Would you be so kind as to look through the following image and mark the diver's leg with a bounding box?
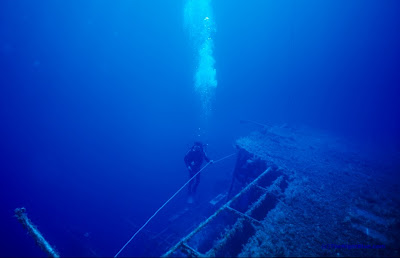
[187,171,196,203]
[192,172,201,193]
[188,172,194,194]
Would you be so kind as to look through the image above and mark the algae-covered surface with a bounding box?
[235,125,400,257]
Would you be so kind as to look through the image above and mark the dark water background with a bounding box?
[1,0,399,256]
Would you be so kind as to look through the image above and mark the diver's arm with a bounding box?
[184,153,194,171]
[184,153,190,167]
[203,151,213,163]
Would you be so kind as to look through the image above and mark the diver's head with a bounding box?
[193,141,204,151]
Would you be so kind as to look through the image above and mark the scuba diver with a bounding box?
[184,141,213,203]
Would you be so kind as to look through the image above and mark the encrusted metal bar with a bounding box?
[181,243,202,257]
[255,185,267,192]
[226,206,261,226]
[162,167,272,257]
[15,207,60,258]
[246,191,269,216]
[227,167,273,208]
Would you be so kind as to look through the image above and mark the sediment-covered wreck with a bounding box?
[161,125,400,257]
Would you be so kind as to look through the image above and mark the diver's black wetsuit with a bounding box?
[184,143,210,195]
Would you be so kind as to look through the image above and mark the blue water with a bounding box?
[1,0,399,257]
